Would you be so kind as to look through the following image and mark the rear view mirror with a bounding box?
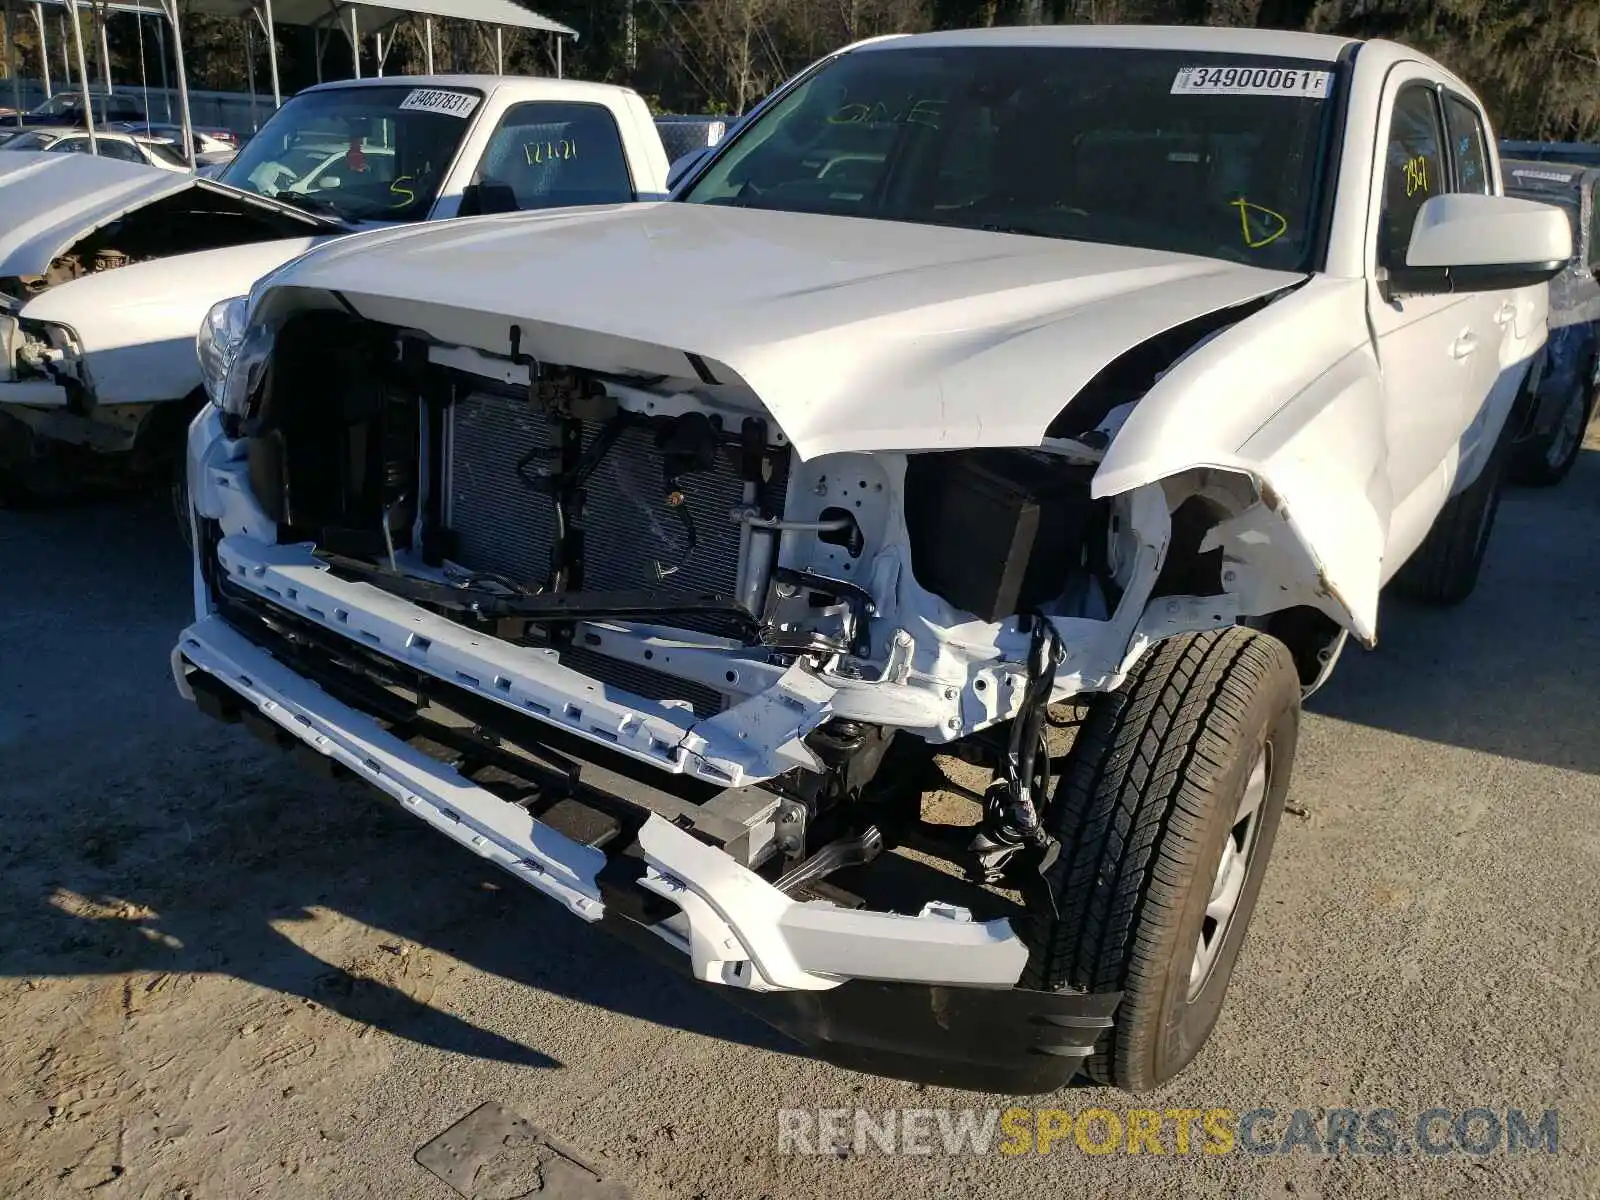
[667,148,709,191]
[459,180,519,217]
[1391,193,1572,297]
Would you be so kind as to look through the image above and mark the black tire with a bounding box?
[1392,447,1505,607]
[170,456,194,550]
[1511,380,1595,488]
[1022,627,1300,1093]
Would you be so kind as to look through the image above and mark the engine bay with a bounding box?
[203,310,1151,913]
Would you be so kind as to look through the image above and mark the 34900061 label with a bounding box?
[1171,66,1334,99]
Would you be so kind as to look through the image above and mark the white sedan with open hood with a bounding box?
[175,27,1568,1093]
[0,74,669,501]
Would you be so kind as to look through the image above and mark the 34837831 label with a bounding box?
[398,88,482,118]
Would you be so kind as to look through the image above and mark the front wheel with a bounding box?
[1022,626,1300,1092]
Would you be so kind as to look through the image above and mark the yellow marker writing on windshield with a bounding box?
[1232,198,1288,249]
[389,175,417,207]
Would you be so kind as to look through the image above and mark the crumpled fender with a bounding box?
[1091,278,1387,646]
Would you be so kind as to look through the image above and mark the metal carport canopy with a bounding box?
[197,0,575,38]
[184,0,578,102]
[7,0,577,163]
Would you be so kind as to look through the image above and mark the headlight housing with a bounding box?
[197,294,275,428]
[197,295,249,407]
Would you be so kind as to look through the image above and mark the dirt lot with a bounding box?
[2,433,1598,1200]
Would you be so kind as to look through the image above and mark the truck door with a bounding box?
[1367,74,1479,563]
[1443,91,1546,482]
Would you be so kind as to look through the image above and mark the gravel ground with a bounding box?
[2,431,1597,1200]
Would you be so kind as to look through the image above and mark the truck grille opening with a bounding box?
[443,388,790,716]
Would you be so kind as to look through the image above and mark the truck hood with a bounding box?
[0,151,344,277]
[271,203,1303,459]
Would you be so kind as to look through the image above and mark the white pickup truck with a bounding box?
[0,75,669,501]
[174,27,1568,1094]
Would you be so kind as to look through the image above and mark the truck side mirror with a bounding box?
[459,180,519,217]
[1388,193,1572,298]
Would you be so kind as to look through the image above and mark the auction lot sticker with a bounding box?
[1172,65,1334,98]
[399,88,482,118]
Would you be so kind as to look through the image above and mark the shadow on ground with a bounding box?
[1310,444,1600,776]
[0,496,793,1073]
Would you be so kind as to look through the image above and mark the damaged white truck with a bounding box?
[174,27,1569,1093]
[0,75,668,501]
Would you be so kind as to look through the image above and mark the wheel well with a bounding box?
[1257,606,1345,689]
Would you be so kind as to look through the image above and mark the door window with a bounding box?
[1379,85,1446,270]
[474,101,636,210]
[1444,96,1491,195]
[97,140,145,164]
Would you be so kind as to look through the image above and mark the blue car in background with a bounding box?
[1502,158,1600,485]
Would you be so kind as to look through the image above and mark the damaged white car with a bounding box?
[0,75,669,501]
[175,27,1568,1093]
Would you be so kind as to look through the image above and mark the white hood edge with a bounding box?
[0,151,344,278]
[262,204,1303,461]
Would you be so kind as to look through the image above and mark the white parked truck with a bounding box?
[174,27,1567,1094]
[0,75,669,501]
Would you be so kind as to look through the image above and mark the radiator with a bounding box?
[443,389,789,716]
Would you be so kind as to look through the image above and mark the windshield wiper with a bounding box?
[979,220,1059,239]
[267,191,350,222]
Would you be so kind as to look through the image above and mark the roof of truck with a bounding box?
[855,25,1360,60]
[297,75,639,102]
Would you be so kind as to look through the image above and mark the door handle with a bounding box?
[1495,302,1517,327]
[1451,332,1479,360]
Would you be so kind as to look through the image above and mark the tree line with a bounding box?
[2,0,1597,139]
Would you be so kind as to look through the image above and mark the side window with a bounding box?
[48,137,88,155]
[1444,96,1491,195]
[99,140,143,164]
[475,101,635,211]
[1379,85,1446,270]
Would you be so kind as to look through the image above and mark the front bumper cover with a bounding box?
[173,612,1119,1091]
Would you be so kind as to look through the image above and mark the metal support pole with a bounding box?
[313,27,323,83]
[373,30,381,77]
[5,1,22,120]
[348,6,358,79]
[423,15,433,74]
[494,27,503,75]
[66,0,95,153]
[155,10,169,119]
[261,0,279,108]
[31,2,49,99]
[96,4,111,95]
[556,34,562,78]
[58,13,68,84]
[244,17,255,120]
[161,0,192,168]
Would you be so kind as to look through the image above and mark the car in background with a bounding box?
[1502,158,1600,484]
[0,75,669,505]
[1499,139,1600,170]
[654,113,730,160]
[1,126,190,173]
[1,91,147,129]
[108,121,239,167]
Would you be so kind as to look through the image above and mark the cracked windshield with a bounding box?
[685,46,1338,271]
[217,84,480,224]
